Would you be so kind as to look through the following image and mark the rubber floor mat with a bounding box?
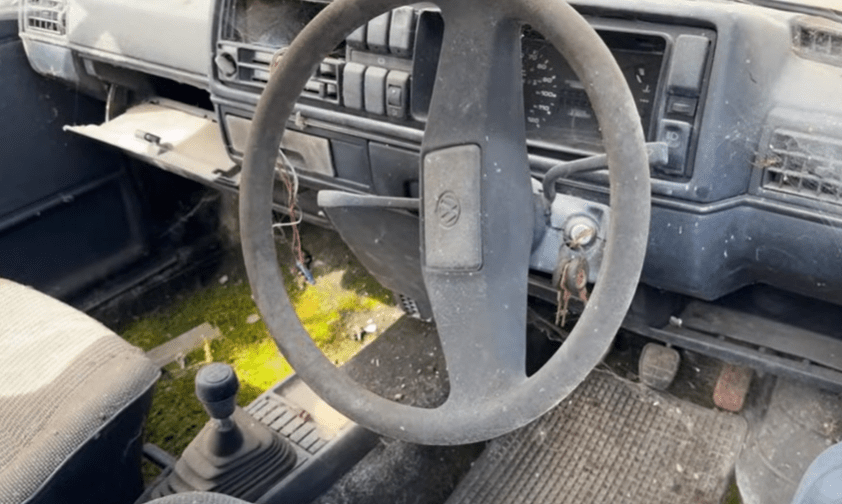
[447,370,747,504]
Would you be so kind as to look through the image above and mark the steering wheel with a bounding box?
[241,0,651,445]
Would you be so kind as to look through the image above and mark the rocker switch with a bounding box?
[342,63,366,110]
[366,12,391,54]
[657,120,692,175]
[386,70,410,119]
[668,96,698,117]
[389,7,416,56]
[387,85,402,106]
[346,25,367,51]
[666,35,709,98]
[364,66,388,115]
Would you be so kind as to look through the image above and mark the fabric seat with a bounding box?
[0,278,160,504]
[147,492,251,504]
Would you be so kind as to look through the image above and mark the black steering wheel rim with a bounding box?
[241,0,651,445]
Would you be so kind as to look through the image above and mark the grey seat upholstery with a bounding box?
[0,278,160,504]
[146,492,251,504]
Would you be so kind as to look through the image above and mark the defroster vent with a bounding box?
[760,129,842,204]
[24,0,66,36]
[793,20,842,67]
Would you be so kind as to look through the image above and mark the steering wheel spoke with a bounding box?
[422,1,528,153]
[421,1,533,406]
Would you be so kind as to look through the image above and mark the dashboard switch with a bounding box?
[347,25,367,50]
[386,70,410,119]
[325,83,338,101]
[657,120,692,176]
[387,85,402,107]
[364,66,388,115]
[668,96,698,117]
[666,35,709,97]
[389,7,416,57]
[319,62,338,79]
[367,12,391,54]
[343,63,366,110]
[303,80,325,98]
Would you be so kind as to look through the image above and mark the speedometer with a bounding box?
[523,42,561,130]
[521,31,666,151]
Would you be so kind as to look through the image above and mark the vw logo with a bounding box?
[436,191,461,229]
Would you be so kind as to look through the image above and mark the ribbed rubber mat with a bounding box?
[447,370,747,504]
[246,395,330,454]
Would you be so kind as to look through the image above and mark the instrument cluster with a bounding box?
[522,29,666,152]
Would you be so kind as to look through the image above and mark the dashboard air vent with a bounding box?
[216,43,342,104]
[760,130,842,204]
[24,0,66,36]
[792,19,842,66]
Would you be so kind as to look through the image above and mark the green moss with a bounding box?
[146,365,205,456]
[122,232,398,460]
[293,271,387,347]
[123,281,263,353]
[724,480,742,504]
[231,338,294,394]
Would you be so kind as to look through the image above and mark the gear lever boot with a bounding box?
[151,364,296,501]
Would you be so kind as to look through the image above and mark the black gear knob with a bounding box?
[159,364,296,499]
[195,363,239,420]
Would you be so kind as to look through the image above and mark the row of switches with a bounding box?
[343,63,410,119]
[346,7,416,57]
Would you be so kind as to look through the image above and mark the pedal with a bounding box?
[638,342,681,390]
[713,363,753,412]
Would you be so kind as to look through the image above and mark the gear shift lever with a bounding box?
[194,363,245,456]
[196,363,239,420]
[151,364,296,501]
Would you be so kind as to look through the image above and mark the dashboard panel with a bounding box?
[203,0,842,308]
[208,0,836,306]
[212,3,715,181]
[20,0,842,309]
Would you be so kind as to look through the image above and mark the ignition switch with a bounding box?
[564,215,599,249]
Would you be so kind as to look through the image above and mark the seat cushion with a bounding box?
[147,492,252,504]
[0,278,160,504]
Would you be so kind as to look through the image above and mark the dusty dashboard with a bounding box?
[28,0,842,310]
[206,0,842,308]
[211,1,714,185]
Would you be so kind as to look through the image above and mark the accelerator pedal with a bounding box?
[447,370,747,504]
